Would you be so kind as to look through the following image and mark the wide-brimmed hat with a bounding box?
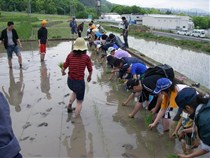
[175,87,197,110]
[73,38,87,51]
[153,78,172,94]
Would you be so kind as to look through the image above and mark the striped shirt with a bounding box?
[63,52,93,80]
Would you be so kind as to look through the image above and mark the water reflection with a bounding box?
[40,62,51,100]
[2,69,24,112]
[63,116,93,158]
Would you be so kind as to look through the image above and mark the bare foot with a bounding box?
[128,114,134,118]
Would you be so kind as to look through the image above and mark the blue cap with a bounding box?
[153,78,172,94]
[175,87,197,110]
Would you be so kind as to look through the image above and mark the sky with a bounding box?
[106,0,210,13]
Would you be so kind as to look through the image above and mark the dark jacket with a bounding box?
[0,92,21,158]
[0,28,19,49]
[38,27,48,44]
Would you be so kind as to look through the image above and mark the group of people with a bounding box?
[1,17,210,158]
[69,17,84,37]
[88,23,210,157]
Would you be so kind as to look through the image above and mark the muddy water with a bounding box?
[116,33,210,90]
[0,41,209,158]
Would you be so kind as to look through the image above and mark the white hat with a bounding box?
[73,38,87,51]
[107,47,115,54]
[97,44,102,49]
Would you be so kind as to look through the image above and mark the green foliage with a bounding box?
[144,112,153,126]
[0,0,112,16]
[111,5,147,14]
[192,16,210,29]
[166,154,178,158]
[16,21,32,40]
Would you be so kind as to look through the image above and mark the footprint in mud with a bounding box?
[29,137,35,141]
[46,107,52,112]
[122,144,134,150]
[38,122,48,127]
[122,153,136,158]
[37,98,42,102]
[23,122,32,129]
[64,93,70,97]
[58,101,65,105]
[26,104,32,108]
[40,112,48,117]
[20,136,30,141]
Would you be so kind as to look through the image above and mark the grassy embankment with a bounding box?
[0,11,88,40]
[102,23,210,54]
[1,11,209,54]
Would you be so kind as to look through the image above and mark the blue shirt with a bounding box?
[130,63,147,76]
[0,92,21,158]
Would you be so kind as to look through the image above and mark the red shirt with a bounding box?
[63,52,92,80]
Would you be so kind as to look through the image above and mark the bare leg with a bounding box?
[18,54,22,68]
[40,54,45,62]
[162,118,170,132]
[69,92,76,106]
[129,102,143,118]
[8,59,12,68]
[67,92,76,113]
[75,100,83,117]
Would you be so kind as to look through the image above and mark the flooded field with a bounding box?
[0,41,209,158]
[114,33,210,90]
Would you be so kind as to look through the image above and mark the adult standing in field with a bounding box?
[121,17,129,48]
[0,21,22,68]
[61,38,93,118]
[70,17,77,35]
[77,22,84,37]
[38,20,48,62]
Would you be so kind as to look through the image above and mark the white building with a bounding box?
[121,14,144,24]
[142,14,194,30]
[100,13,122,22]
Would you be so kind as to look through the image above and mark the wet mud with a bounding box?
[0,41,209,158]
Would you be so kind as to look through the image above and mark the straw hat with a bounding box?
[41,20,48,25]
[73,38,87,51]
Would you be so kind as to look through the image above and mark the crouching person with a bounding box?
[175,87,210,158]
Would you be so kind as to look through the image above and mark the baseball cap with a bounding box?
[175,87,197,110]
[126,79,139,90]
[153,78,172,94]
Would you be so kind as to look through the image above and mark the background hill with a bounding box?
[0,0,113,18]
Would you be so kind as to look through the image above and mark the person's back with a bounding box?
[0,92,22,158]
[130,63,147,77]
[114,49,131,58]
[64,52,92,80]
[121,57,145,66]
